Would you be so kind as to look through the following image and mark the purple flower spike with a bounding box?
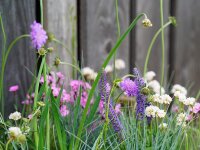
[133,68,145,88]
[30,21,48,49]
[99,71,123,138]
[119,78,138,97]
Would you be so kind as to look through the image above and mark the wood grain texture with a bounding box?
[174,0,200,95]
[81,0,130,76]
[0,0,36,116]
[44,0,77,80]
[135,0,169,82]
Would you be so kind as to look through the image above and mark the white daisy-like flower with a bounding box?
[159,123,168,130]
[176,113,186,126]
[156,109,166,118]
[114,59,125,70]
[147,80,165,95]
[171,84,187,96]
[88,72,97,81]
[152,94,163,104]
[9,111,21,121]
[160,94,172,104]
[105,65,113,73]
[9,127,22,139]
[144,71,156,82]
[183,97,196,106]
[145,105,159,118]
[174,91,187,103]
[81,67,94,77]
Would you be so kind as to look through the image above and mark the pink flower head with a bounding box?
[115,104,121,115]
[193,103,200,114]
[60,105,69,117]
[186,114,193,121]
[52,86,60,97]
[28,114,33,119]
[61,90,71,103]
[172,105,179,112]
[70,80,81,92]
[40,76,44,84]
[30,21,48,50]
[9,85,19,92]
[56,72,65,80]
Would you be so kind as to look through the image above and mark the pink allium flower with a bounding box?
[21,99,33,105]
[70,80,80,92]
[115,104,121,115]
[30,21,48,49]
[9,85,19,92]
[56,72,65,80]
[60,105,69,117]
[193,103,200,114]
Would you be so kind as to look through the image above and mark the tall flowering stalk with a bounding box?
[99,71,123,137]
[133,68,147,120]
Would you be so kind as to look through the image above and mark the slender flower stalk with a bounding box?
[99,71,123,138]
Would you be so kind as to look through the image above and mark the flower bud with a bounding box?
[37,101,45,107]
[38,48,47,56]
[47,47,54,53]
[142,18,153,27]
[141,87,150,95]
[54,57,61,67]
[17,134,26,143]
[47,32,55,42]
[169,16,177,26]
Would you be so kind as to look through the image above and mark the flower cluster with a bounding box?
[30,21,48,50]
[145,105,166,118]
[152,94,172,104]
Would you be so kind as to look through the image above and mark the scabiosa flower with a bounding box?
[30,21,48,49]
[9,85,19,92]
[119,78,138,97]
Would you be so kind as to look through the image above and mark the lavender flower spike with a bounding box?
[99,71,123,136]
[133,68,147,120]
[30,21,48,50]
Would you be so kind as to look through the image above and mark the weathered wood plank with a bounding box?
[135,0,169,81]
[174,0,200,95]
[44,0,77,79]
[81,0,130,75]
[0,0,36,116]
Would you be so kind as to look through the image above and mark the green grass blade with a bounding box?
[74,13,145,149]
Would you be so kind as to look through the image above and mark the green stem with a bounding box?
[40,0,43,26]
[160,0,165,90]
[0,34,30,116]
[74,13,145,149]
[33,57,45,149]
[143,22,171,76]
[5,139,12,150]
[43,58,50,150]
[113,0,121,80]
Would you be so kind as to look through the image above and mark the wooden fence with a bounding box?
[0,0,200,116]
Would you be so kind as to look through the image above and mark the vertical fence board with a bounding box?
[44,0,77,79]
[0,0,36,116]
[135,0,169,82]
[81,0,130,75]
[174,0,200,95]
